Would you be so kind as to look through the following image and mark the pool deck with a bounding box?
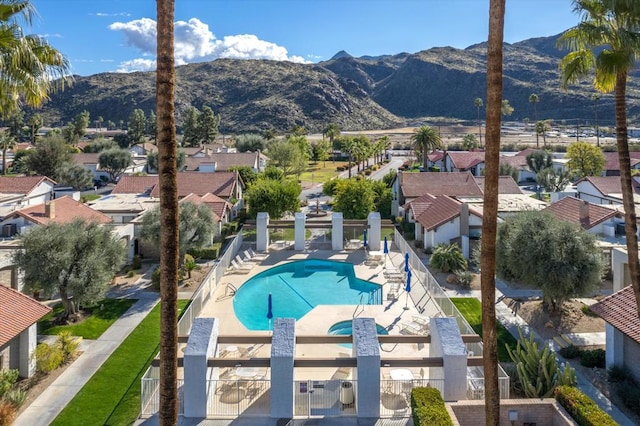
[198,247,440,379]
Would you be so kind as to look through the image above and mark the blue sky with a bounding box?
[30,0,579,76]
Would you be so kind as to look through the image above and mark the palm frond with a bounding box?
[559,50,595,88]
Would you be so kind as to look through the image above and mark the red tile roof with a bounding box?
[543,196,618,229]
[0,286,51,347]
[590,285,640,344]
[0,176,56,194]
[399,171,483,198]
[603,152,640,172]
[499,155,529,170]
[515,148,544,157]
[180,192,231,221]
[403,193,437,219]
[475,176,523,194]
[72,153,100,166]
[446,151,485,170]
[414,195,482,231]
[577,176,640,196]
[111,176,159,195]
[428,150,444,162]
[11,196,112,225]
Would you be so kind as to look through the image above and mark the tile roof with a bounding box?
[180,192,231,221]
[11,196,112,225]
[428,150,444,162]
[0,285,51,346]
[111,176,159,195]
[515,148,544,157]
[399,171,483,198]
[446,151,485,170]
[181,147,205,156]
[603,152,640,171]
[499,155,529,170]
[113,172,239,199]
[414,195,483,231]
[577,176,640,196]
[475,176,523,194]
[0,176,56,194]
[185,152,261,172]
[403,193,437,219]
[72,153,100,165]
[589,285,640,344]
[543,196,618,229]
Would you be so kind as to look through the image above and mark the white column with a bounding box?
[294,212,305,251]
[271,318,295,418]
[612,247,627,292]
[353,317,380,418]
[183,317,219,418]
[429,317,467,401]
[460,235,470,260]
[367,212,381,251]
[256,212,270,252]
[332,212,344,250]
[605,323,625,370]
[19,324,37,378]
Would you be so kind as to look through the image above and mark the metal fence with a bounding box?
[140,373,184,417]
[392,229,510,399]
[380,379,445,418]
[207,379,270,418]
[294,380,357,417]
[141,231,244,417]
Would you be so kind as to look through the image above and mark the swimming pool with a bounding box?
[328,320,389,336]
[233,259,382,331]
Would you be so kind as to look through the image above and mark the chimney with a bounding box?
[579,200,589,228]
[45,201,55,219]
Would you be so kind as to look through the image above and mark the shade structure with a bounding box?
[383,236,389,254]
[363,229,368,248]
[404,252,409,272]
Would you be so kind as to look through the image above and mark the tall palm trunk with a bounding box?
[481,0,505,424]
[157,0,179,424]
[615,72,640,316]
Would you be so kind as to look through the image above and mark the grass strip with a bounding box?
[51,300,189,426]
[38,298,137,339]
[450,297,518,362]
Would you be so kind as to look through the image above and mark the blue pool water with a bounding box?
[233,259,382,331]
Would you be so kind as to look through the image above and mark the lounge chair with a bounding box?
[241,250,261,263]
[387,282,400,301]
[400,321,423,335]
[230,259,252,273]
[248,247,268,260]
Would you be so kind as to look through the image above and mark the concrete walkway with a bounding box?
[14,291,160,426]
[450,288,634,425]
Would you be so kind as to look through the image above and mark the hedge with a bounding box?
[187,242,222,260]
[411,387,453,426]
[554,386,617,426]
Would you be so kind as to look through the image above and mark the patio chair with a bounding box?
[387,282,400,301]
[230,259,252,273]
[248,247,268,260]
[242,250,261,263]
[411,315,429,327]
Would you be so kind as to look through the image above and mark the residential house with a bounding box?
[130,143,158,156]
[406,194,484,252]
[603,152,640,176]
[184,152,268,173]
[498,155,536,182]
[0,286,51,377]
[474,176,523,195]
[443,151,485,176]
[0,176,56,233]
[575,176,640,205]
[543,196,622,236]
[72,152,146,182]
[590,285,640,383]
[426,151,445,171]
[391,171,483,216]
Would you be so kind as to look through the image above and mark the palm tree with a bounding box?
[0,130,15,174]
[559,0,640,317]
[529,93,540,122]
[411,125,442,170]
[0,0,71,118]
[482,0,506,423]
[474,98,483,146]
[156,0,179,424]
[323,123,340,162]
[592,93,600,146]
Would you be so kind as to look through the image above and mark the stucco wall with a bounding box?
[448,399,575,426]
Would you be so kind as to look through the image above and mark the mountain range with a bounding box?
[36,33,640,134]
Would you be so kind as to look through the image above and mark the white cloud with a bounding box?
[116,58,156,73]
[109,17,310,73]
[94,12,131,17]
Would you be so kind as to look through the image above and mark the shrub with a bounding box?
[581,304,598,317]
[580,349,606,368]
[3,389,26,408]
[0,400,16,426]
[56,330,80,362]
[555,385,618,426]
[0,370,18,399]
[411,387,453,426]
[372,164,379,171]
[608,364,631,383]
[33,342,64,374]
[131,254,142,270]
[424,246,433,255]
[151,267,161,290]
[429,166,440,172]
[430,243,467,273]
[455,270,474,289]
[559,344,582,359]
[615,381,640,412]
[126,270,135,278]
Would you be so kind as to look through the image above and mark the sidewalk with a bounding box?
[14,290,159,426]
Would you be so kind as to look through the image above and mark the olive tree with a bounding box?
[13,220,126,319]
[496,210,604,312]
[99,148,133,182]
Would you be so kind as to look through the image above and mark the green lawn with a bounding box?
[38,299,137,340]
[450,297,519,362]
[51,300,189,426]
[299,161,350,183]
